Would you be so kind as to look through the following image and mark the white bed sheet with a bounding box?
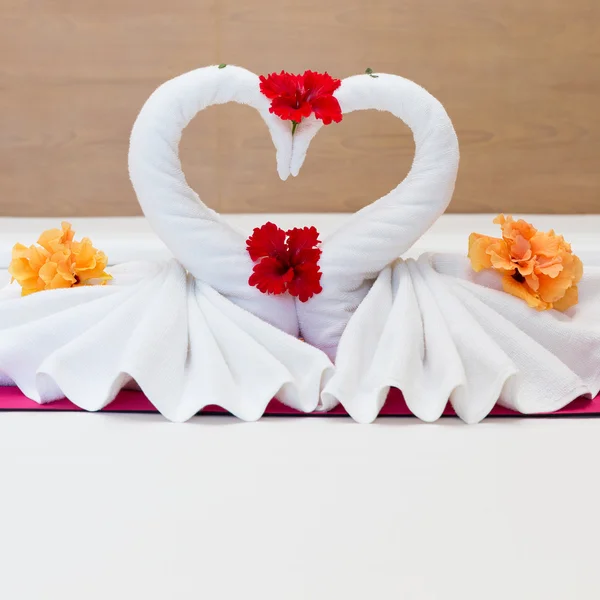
[1,214,600,600]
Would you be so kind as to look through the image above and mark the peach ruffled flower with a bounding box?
[8,221,112,296]
[468,215,582,312]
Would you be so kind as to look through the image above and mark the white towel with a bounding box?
[0,261,333,421]
[322,255,600,422]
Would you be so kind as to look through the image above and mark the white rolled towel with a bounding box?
[128,65,301,336]
[292,73,460,358]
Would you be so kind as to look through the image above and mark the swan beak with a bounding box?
[276,160,290,181]
[290,115,323,177]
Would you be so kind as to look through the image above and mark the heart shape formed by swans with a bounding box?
[128,65,460,358]
[4,64,600,427]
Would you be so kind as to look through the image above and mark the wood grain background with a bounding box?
[1,0,599,216]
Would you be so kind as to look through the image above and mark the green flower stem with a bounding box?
[291,121,298,135]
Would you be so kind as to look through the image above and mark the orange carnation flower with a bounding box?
[468,215,582,312]
[8,222,112,296]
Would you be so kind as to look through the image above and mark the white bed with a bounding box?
[1,214,600,600]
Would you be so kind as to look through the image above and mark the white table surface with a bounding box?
[1,413,599,599]
[1,214,600,599]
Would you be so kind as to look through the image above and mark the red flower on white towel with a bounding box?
[259,70,343,133]
[247,222,323,302]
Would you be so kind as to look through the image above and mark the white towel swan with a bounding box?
[0,66,335,421]
[282,72,600,422]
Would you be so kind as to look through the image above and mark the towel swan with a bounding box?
[292,76,600,422]
[1,64,600,423]
[0,67,343,421]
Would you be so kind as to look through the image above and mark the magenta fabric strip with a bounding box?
[1,387,599,417]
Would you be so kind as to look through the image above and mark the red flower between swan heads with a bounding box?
[247,222,323,302]
[259,70,343,133]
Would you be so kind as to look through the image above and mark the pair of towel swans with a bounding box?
[2,65,599,422]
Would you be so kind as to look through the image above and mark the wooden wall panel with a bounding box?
[1,0,599,216]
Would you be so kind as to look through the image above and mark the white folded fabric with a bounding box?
[323,255,600,422]
[0,261,333,421]
[2,64,600,423]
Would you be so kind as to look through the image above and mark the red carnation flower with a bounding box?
[246,222,323,302]
[259,70,342,133]
[248,257,294,296]
[246,221,287,261]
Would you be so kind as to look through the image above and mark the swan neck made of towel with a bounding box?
[294,73,460,358]
[294,73,460,280]
[127,65,294,285]
[127,65,299,335]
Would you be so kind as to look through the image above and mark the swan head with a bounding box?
[288,115,324,178]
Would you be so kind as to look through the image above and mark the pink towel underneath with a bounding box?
[1,387,598,417]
